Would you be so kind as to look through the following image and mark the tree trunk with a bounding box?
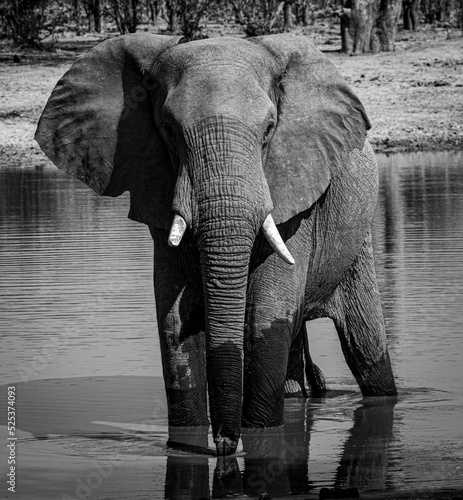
[302,2,310,25]
[93,0,102,32]
[376,0,402,51]
[340,0,381,55]
[85,0,102,32]
[149,0,160,26]
[283,0,294,30]
[165,0,178,33]
[436,0,445,22]
[130,0,138,32]
[170,9,178,32]
[111,0,123,33]
[403,0,420,29]
[84,0,93,32]
[73,0,81,35]
[340,0,401,54]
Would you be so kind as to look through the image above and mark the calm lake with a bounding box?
[0,151,462,499]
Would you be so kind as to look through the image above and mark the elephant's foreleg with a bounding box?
[150,228,209,427]
[326,234,397,397]
[243,321,291,427]
[243,255,307,426]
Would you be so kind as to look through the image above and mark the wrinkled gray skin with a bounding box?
[35,33,397,456]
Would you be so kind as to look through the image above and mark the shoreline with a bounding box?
[0,25,462,165]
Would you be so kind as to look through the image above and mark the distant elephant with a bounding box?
[35,33,397,456]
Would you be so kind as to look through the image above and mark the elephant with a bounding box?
[35,32,397,456]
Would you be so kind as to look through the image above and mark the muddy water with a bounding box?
[1,151,462,499]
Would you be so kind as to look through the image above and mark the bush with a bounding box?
[106,0,139,34]
[0,0,67,48]
[230,0,286,36]
[164,0,210,40]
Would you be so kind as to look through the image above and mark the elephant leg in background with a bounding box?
[285,329,308,398]
[285,323,327,398]
[285,323,328,398]
[150,227,209,427]
[301,322,327,397]
[325,234,397,397]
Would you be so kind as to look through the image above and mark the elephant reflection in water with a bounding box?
[164,399,396,499]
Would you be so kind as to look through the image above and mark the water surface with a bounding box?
[1,151,462,498]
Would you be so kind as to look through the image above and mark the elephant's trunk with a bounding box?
[198,201,254,455]
[177,116,271,455]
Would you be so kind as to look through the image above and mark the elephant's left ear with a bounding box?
[252,34,371,224]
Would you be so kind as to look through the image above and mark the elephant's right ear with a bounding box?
[35,34,183,229]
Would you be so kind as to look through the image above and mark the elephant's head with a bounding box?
[35,33,370,455]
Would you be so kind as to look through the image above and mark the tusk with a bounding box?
[262,214,295,265]
[168,214,187,247]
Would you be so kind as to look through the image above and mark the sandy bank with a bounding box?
[0,26,462,170]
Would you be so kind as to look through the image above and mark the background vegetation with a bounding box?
[0,0,462,52]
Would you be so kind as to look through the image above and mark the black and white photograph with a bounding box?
[1,1,462,498]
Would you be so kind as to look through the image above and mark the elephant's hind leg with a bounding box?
[301,323,327,396]
[326,234,397,397]
[284,322,327,398]
[285,328,308,398]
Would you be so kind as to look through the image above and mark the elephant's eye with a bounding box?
[262,121,275,146]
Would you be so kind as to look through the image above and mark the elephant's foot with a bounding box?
[215,435,239,456]
[284,379,305,398]
[356,352,398,397]
[305,361,328,397]
[167,425,211,454]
